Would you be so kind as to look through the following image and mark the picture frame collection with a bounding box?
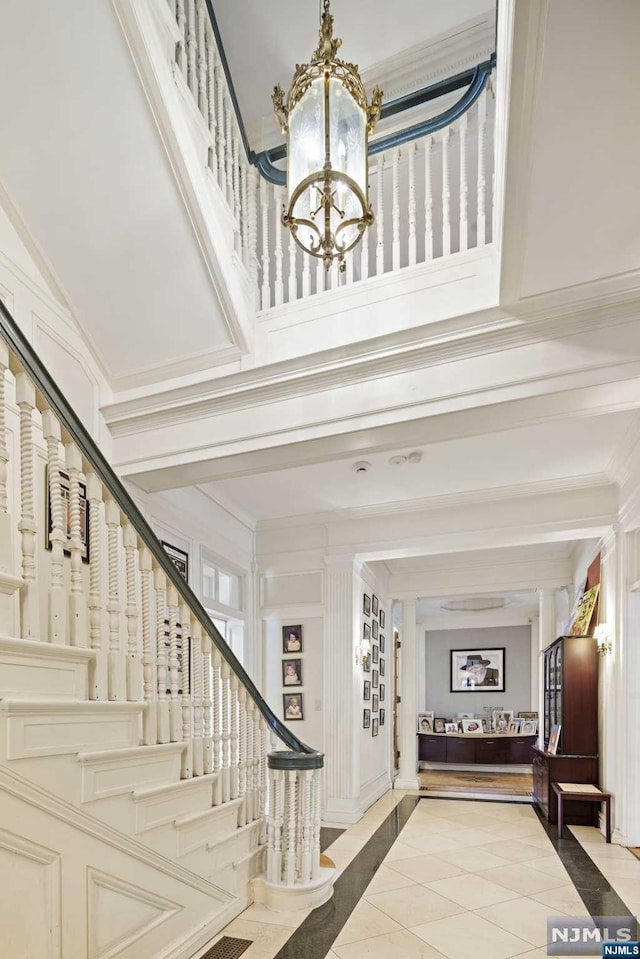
[417,710,538,736]
[362,592,386,733]
[282,625,304,721]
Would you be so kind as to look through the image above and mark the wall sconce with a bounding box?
[355,636,371,666]
[594,624,613,655]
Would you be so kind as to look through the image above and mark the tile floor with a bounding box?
[199,792,640,959]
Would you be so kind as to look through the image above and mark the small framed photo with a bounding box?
[481,718,489,732]
[451,647,505,692]
[445,722,459,734]
[372,644,379,663]
[380,707,385,725]
[161,540,186,580]
[372,693,379,712]
[372,594,379,617]
[363,594,371,616]
[379,634,385,653]
[379,658,385,676]
[362,653,371,673]
[508,720,521,734]
[518,711,539,720]
[492,709,514,733]
[282,626,303,653]
[434,718,446,733]
[283,693,303,721]
[520,719,538,735]
[372,669,379,688]
[282,659,302,687]
[380,683,385,701]
[45,468,91,563]
[363,680,371,701]
[363,621,371,640]
[417,711,435,733]
[363,708,371,729]
[372,718,379,737]
[380,609,385,629]
[461,718,483,734]
[372,619,378,640]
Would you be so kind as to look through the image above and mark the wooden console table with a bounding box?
[419,733,536,765]
[552,782,611,842]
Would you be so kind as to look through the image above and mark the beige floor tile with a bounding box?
[516,833,557,851]
[333,927,448,959]
[385,840,431,862]
[597,876,640,910]
[333,900,403,946]
[529,883,586,914]
[482,821,546,839]
[238,902,310,928]
[475,839,550,863]
[410,910,532,959]
[426,873,522,909]
[221,918,293,957]
[364,865,419,895]
[436,811,507,829]
[581,844,638,860]
[441,827,500,847]
[594,859,640,879]
[400,819,464,835]
[475,896,567,948]
[435,846,512,872]
[475,862,568,896]
[367,884,467,927]
[527,856,571,880]
[387,854,467,883]
[408,834,467,855]
[567,825,605,843]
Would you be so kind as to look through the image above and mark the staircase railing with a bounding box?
[0,300,326,895]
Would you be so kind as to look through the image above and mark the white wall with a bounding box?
[424,625,532,718]
[357,565,392,806]
[262,616,324,752]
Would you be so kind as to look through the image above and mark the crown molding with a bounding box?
[110,344,242,393]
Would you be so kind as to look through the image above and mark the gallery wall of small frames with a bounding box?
[282,625,304,721]
[362,593,386,735]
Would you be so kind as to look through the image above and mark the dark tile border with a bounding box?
[273,795,420,959]
[320,827,345,853]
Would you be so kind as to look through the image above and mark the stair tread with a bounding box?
[175,796,243,828]
[133,771,219,801]
[78,741,186,764]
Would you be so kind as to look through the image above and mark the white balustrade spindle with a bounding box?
[154,567,171,743]
[140,547,157,744]
[0,343,12,581]
[124,524,143,699]
[42,410,67,645]
[179,602,193,778]
[167,586,182,741]
[106,499,126,700]
[191,619,204,776]
[66,442,87,648]
[16,373,38,641]
[86,472,107,699]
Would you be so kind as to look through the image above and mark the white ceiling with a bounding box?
[205,410,635,522]
[213,0,496,147]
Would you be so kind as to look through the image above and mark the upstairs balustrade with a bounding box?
[165,0,495,313]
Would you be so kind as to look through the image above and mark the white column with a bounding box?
[396,600,419,789]
[323,558,360,824]
[618,529,640,844]
[537,587,557,725]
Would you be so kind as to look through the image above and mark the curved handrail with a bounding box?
[0,298,314,754]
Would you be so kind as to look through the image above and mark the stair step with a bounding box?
[175,798,243,857]
[0,636,95,701]
[0,700,144,759]
[134,772,219,834]
[78,742,186,802]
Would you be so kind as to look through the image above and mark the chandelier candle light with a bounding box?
[273,0,383,271]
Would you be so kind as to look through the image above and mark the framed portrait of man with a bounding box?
[450,648,505,692]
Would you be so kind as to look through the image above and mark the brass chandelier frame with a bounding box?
[272,0,382,270]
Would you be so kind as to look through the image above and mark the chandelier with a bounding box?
[272,0,382,271]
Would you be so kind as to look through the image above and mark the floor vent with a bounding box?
[199,937,253,959]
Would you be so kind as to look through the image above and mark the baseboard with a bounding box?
[419,762,532,774]
[161,895,249,959]
[323,771,392,827]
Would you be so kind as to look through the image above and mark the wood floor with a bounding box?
[419,768,533,797]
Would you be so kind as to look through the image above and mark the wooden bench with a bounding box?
[552,782,611,842]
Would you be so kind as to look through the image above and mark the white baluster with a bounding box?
[248,167,259,308]
[123,524,142,700]
[167,585,182,741]
[42,411,67,645]
[175,0,187,79]
[140,547,157,744]
[330,258,339,291]
[0,342,11,578]
[270,767,285,883]
[252,707,260,822]
[191,618,204,775]
[315,256,323,297]
[302,238,311,297]
[245,701,254,819]
[211,647,221,797]
[106,499,126,700]
[361,227,369,280]
[376,154,385,276]
[274,185,284,306]
[179,602,193,778]
[225,93,233,205]
[301,768,313,882]
[345,249,354,285]
[287,228,297,303]
[311,767,322,879]
[259,717,268,829]
[232,134,241,250]
[195,0,208,117]
[221,662,231,802]
[408,142,417,266]
[260,177,271,310]
[203,641,213,774]
[238,687,248,825]
[154,567,170,743]
[16,374,38,640]
[285,769,298,885]
[205,24,217,177]
[459,112,469,252]
[477,89,487,246]
[86,472,107,699]
[242,158,250,269]
[230,673,239,799]
[65,442,87,648]
[392,148,400,271]
[216,60,226,190]
[424,136,433,260]
[185,0,197,99]
[442,127,451,256]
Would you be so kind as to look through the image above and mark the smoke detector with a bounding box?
[389,455,407,466]
[407,451,422,464]
[352,460,372,473]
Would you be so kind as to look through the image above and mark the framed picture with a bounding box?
[481,718,489,732]
[417,711,435,734]
[282,625,303,653]
[380,683,385,701]
[379,634,385,653]
[380,707,385,726]
[46,468,90,562]
[548,723,561,755]
[282,659,302,687]
[372,718,379,737]
[372,693,379,712]
[508,720,521,733]
[372,668,379,688]
[456,712,475,719]
[363,708,371,729]
[362,653,371,673]
[380,658,385,676]
[161,540,188,581]
[492,709,514,733]
[283,693,303,721]
[372,644,379,664]
[569,584,600,636]
[445,722,459,734]
[520,719,538,735]
[363,622,371,640]
[372,619,379,640]
[363,680,371,701]
[450,648,505,692]
[380,609,385,629]
[372,594,379,617]
[518,711,539,720]
[363,594,371,617]
[461,718,483,734]
[434,718,446,734]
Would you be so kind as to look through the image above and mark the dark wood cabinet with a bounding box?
[418,734,535,765]
[534,634,599,824]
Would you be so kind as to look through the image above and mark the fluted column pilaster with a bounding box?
[396,599,419,789]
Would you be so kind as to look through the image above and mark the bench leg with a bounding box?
[557,794,563,839]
